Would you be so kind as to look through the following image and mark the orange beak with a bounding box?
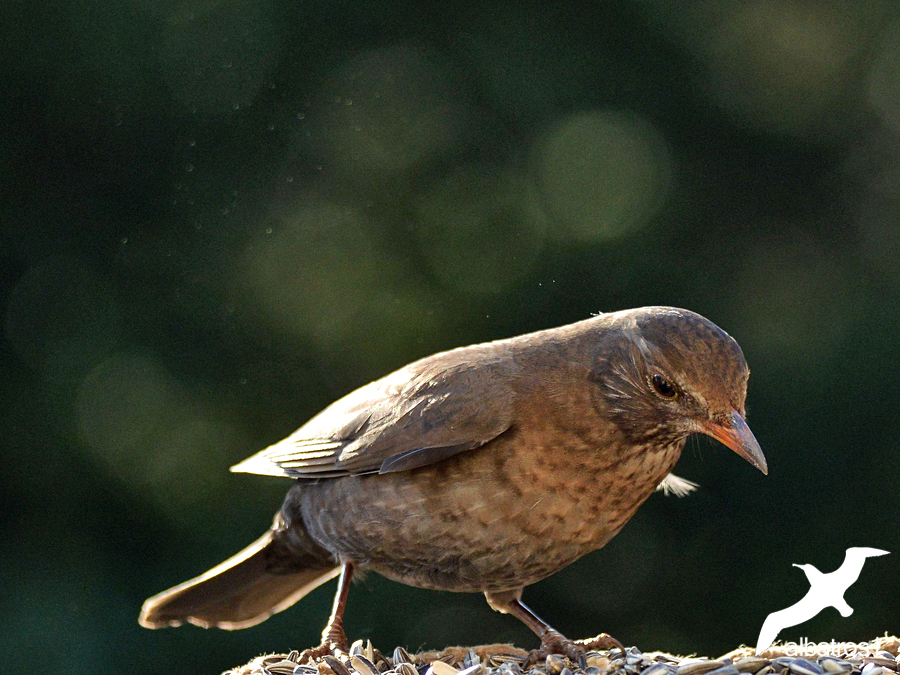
[702,411,768,475]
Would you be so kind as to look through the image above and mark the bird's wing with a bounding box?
[755,612,784,654]
[231,346,517,479]
[834,548,890,590]
[755,591,822,654]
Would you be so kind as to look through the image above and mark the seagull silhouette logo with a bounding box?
[755,547,889,654]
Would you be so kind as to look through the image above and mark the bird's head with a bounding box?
[792,563,822,583]
[594,306,767,474]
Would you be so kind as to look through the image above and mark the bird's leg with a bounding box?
[485,590,625,668]
[322,561,354,650]
[299,562,355,663]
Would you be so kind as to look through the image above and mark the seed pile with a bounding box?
[224,636,900,675]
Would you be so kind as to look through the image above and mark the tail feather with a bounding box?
[139,529,339,630]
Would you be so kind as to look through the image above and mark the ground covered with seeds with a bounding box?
[224,636,900,675]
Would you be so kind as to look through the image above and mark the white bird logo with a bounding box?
[755,547,889,654]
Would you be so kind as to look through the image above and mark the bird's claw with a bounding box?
[577,632,627,655]
[525,629,624,668]
[297,619,350,664]
[297,644,338,665]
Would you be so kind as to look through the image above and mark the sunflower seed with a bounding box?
[227,638,900,675]
[352,655,380,675]
[585,655,610,669]
[818,660,852,675]
[428,661,459,675]
[490,655,527,667]
[501,662,523,675]
[462,652,481,669]
[643,663,675,675]
[324,656,353,675]
[372,650,390,670]
[705,667,739,675]
[457,665,484,675]
[736,659,769,673]
[393,649,414,665]
[790,660,823,675]
[678,661,727,675]
[656,656,682,665]
[546,656,567,674]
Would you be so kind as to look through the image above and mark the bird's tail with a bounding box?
[139,528,340,630]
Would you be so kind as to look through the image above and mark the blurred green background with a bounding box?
[2,0,899,673]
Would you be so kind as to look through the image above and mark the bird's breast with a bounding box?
[293,426,682,593]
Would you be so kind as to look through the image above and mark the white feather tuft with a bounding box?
[655,473,699,497]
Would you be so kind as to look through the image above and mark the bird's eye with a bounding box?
[651,373,678,399]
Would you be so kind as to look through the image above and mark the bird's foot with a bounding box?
[297,644,338,665]
[297,619,350,664]
[525,629,625,669]
[577,632,627,654]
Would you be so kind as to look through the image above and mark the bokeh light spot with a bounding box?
[5,257,121,383]
[76,354,242,520]
[77,354,175,455]
[532,110,673,242]
[699,1,856,134]
[239,201,388,347]
[733,233,858,363]
[868,20,900,133]
[414,169,547,295]
[309,44,472,179]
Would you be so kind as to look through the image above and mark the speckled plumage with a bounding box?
[140,306,766,653]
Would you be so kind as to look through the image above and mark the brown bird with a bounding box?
[139,306,767,662]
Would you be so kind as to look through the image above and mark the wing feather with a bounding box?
[231,344,517,479]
